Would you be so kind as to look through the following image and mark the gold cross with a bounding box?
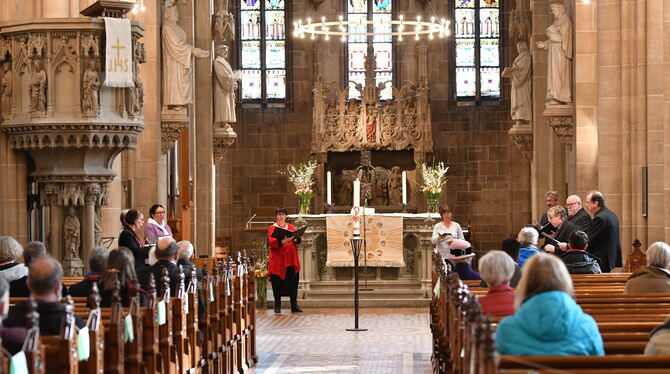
[111,37,125,60]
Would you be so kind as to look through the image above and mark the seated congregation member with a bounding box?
[481,238,522,288]
[144,204,173,243]
[645,316,670,355]
[516,227,539,267]
[177,240,203,282]
[0,237,28,283]
[138,237,190,296]
[557,231,601,274]
[447,239,480,281]
[118,208,147,268]
[431,205,465,259]
[477,250,516,316]
[99,247,146,307]
[496,254,604,356]
[624,241,670,294]
[68,245,109,297]
[9,241,54,297]
[5,257,85,335]
[0,278,27,355]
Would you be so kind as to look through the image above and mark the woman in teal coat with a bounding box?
[496,253,604,356]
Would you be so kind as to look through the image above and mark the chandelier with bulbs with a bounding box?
[293,15,450,41]
[129,0,146,13]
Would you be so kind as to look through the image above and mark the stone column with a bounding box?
[194,0,215,254]
[84,184,100,256]
[45,184,61,258]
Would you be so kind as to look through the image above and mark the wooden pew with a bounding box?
[41,296,78,373]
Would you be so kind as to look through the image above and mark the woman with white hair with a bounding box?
[0,237,28,283]
[478,250,516,316]
[516,226,539,267]
[496,253,604,356]
[624,242,670,294]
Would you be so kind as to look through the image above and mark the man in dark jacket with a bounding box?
[0,277,27,354]
[559,231,602,274]
[9,241,68,297]
[177,240,203,283]
[584,190,622,272]
[68,245,108,297]
[538,191,560,249]
[566,195,592,233]
[4,257,85,335]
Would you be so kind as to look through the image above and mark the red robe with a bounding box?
[268,223,301,280]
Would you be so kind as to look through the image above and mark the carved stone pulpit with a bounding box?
[0,18,145,275]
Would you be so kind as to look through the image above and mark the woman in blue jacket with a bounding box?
[496,253,604,356]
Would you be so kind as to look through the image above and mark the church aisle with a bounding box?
[249,308,431,374]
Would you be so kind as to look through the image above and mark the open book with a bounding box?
[271,226,308,241]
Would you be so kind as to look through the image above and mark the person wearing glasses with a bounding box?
[565,195,592,233]
[538,190,560,249]
[145,204,173,243]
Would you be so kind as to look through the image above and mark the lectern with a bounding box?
[346,236,367,332]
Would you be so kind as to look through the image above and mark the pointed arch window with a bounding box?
[346,0,393,100]
[454,0,501,100]
[239,0,287,101]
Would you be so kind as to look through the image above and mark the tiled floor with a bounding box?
[249,308,432,374]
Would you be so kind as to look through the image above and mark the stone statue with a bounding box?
[161,3,210,109]
[82,59,100,113]
[502,41,532,123]
[336,171,353,206]
[213,45,240,124]
[535,1,572,104]
[130,58,144,114]
[29,59,47,114]
[388,166,402,206]
[64,206,81,260]
[1,62,12,119]
[365,105,377,143]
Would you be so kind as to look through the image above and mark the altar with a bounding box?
[287,213,439,308]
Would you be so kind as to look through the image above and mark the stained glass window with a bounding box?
[239,0,286,101]
[454,0,500,99]
[346,0,394,101]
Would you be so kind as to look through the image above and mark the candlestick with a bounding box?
[353,179,360,207]
[327,171,332,205]
[402,171,407,205]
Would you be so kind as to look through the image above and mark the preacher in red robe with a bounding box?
[268,207,302,313]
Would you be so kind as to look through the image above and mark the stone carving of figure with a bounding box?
[502,41,532,122]
[535,1,572,104]
[162,4,210,109]
[372,176,389,206]
[64,206,81,260]
[82,59,100,113]
[365,106,377,143]
[130,58,144,114]
[1,62,12,119]
[337,171,353,206]
[29,59,47,114]
[388,166,402,206]
[213,45,240,124]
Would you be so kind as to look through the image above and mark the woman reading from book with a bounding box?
[268,207,302,314]
[431,205,465,260]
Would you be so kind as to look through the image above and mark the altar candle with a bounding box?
[402,171,407,205]
[353,179,360,207]
[326,171,332,205]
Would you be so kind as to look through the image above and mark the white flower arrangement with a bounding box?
[285,159,319,194]
[417,161,449,194]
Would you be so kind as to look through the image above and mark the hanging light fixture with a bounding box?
[130,0,146,14]
[292,14,450,40]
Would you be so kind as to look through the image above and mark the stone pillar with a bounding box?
[194,0,215,254]
[42,0,69,18]
[84,184,100,256]
[45,184,61,258]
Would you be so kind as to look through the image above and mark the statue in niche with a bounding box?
[365,105,377,143]
[336,170,353,207]
[94,204,102,246]
[535,1,572,104]
[1,62,12,119]
[63,206,81,260]
[161,2,210,109]
[29,59,47,114]
[502,41,532,123]
[388,166,403,206]
[371,170,390,206]
[82,59,100,113]
[213,45,240,124]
